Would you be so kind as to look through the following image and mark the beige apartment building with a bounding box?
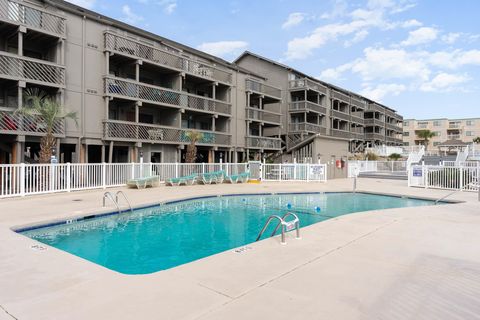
[0,0,403,165]
[403,118,480,149]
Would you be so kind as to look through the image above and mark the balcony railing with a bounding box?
[288,101,327,114]
[351,130,365,140]
[0,0,65,37]
[364,118,385,127]
[351,112,364,125]
[447,134,461,140]
[289,78,327,94]
[449,123,461,129]
[246,136,282,149]
[246,108,281,124]
[351,96,365,109]
[105,77,231,115]
[365,133,385,141]
[0,110,64,136]
[289,122,326,135]
[368,103,385,113]
[246,79,281,99]
[331,109,350,121]
[330,129,351,139]
[332,90,350,103]
[385,122,402,131]
[104,32,232,84]
[104,120,231,146]
[0,51,65,86]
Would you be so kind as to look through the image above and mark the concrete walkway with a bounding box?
[0,178,479,319]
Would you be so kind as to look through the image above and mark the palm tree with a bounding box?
[184,130,203,163]
[16,88,78,163]
[416,130,436,149]
[473,137,480,144]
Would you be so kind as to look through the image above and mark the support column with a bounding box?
[56,139,60,162]
[212,82,217,100]
[212,115,216,131]
[101,145,105,163]
[18,26,26,56]
[135,60,142,82]
[108,141,114,163]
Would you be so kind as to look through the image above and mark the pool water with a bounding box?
[20,193,436,274]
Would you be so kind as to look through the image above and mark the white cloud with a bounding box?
[401,19,422,28]
[320,0,348,19]
[122,5,144,25]
[157,0,177,14]
[282,13,306,29]
[420,73,470,92]
[65,0,95,9]
[442,32,461,44]
[319,63,353,81]
[428,49,480,69]
[344,30,369,47]
[401,27,438,46]
[197,41,248,59]
[361,83,406,101]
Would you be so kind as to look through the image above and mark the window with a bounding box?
[434,131,441,137]
[418,122,428,128]
[433,142,441,146]
[433,121,442,126]
[466,131,475,136]
[403,121,409,126]
[403,132,410,136]
[466,120,475,126]
[404,142,409,146]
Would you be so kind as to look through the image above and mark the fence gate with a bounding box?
[248,161,262,180]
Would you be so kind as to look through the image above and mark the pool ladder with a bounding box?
[103,191,133,213]
[256,212,301,245]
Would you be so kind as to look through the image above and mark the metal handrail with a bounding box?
[103,191,121,213]
[256,213,300,244]
[434,191,458,205]
[115,191,133,212]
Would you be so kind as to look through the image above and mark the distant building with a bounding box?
[403,118,480,149]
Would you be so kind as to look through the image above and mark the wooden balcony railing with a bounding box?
[246,108,281,124]
[331,109,350,121]
[0,51,65,87]
[288,101,327,114]
[365,133,385,140]
[351,96,365,109]
[105,77,231,115]
[103,120,231,146]
[0,110,64,136]
[332,90,350,103]
[289,78,327,94]
[364,118,385,127]
[289,122,327,134]
[246,79,281,99]
[105,32,232,84]
[330,129,351,139]
[0,0,65,37]
[246,136,282,149]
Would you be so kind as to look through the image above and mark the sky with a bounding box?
[67,0,480,120]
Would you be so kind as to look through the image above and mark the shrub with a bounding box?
[365,152,378,161]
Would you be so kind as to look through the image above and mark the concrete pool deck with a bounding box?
[0,178,479,319]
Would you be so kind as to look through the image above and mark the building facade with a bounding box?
[403,118,480,149]
[0,0,403,165]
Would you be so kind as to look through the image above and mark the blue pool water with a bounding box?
[20,193,437,274]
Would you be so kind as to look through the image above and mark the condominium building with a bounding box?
[0,0,403,165]
[403,118,480,149]
[235,52,403,162]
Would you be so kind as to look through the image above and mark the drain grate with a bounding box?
[72,199,82,202]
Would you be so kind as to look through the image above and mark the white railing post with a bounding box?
[278,164,282,182]
[460,166,464,191]
[175,162,179,178]
[131,162,135,179]
[307,163,310,182]
[102,162,107,189]
[422,161,427,188]
[20,163,25,197]
[202,162,205,174]
[293,163,297,180]
[66,162,71,192]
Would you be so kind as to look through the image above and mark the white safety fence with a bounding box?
[262,163,327,182]
[348,161,407,177]
[0,162,326,199]
[408,163,480,192]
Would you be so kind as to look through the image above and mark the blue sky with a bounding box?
[69,0,480,119]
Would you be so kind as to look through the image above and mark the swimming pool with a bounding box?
[20,192,437,274]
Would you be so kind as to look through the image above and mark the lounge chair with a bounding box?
[127,176,160,189]
[225,174,239,184]
[198,172,214,184]
[166,174,197,186]
[238,172,250,183]
[212,170,226,184]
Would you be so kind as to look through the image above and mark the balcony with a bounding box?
[289,122,327,135]
[246,108,281,124]
[350,112,364,125]
[364,118,385,127]
[330,129,351,139]
[351,96,365,109]
[386,136,403,144]
[447,134,461,140]
[289,78,327,95]
[105,77,231,115]
[368,103,385,113]
[332,90,350,103]
[351,130,365,140]
[365,133,385,141]
[246,136,282,150]
[103,120,231,146]
[288,101,327,114]
[0,51,65,87]
[385,122,402,131]
[246,79,281,99]
[0,110,64,137]
[331,109,350,121]
[0,0,65,37]
[448,123,462,129]
[104,32,232,84]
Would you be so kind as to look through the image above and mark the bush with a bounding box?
[365,152,378,161]
[388,153,402,160]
